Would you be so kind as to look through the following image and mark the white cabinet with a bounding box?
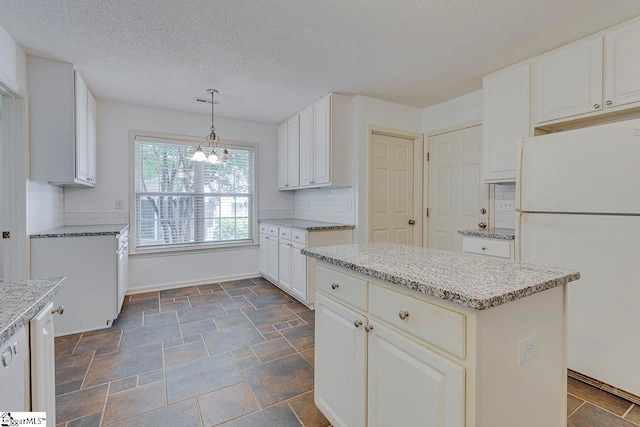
[367,322,464,427]
[30,302,57,425]
[278,239,293,291]
[277,93,354,190]
[266,236,279,282]
[535,36,603,124]
[30,229,128,335]
[462,236,514,260]
[27,56,97,187]
[482,63,530,182]
[259,234,269,277]
[315,293,367,427]
[605,19,640,109]
[0,325,30,411]
[291,243,307,301]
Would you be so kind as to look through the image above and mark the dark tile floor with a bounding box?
[54,277,327,427]
[54,276,640,426]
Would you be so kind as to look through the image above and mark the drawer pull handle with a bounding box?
[481,246,487,251]
[606,100,613,106]
[364,324,374,333]
[398,310,409,320]
[354,320,363,328]
[331,283,340,290]
[594,103,600,109]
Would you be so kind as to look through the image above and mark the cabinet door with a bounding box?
[278,241,292,291]
[277,121,288,189]
[299,105,314,186]
[315,293,367,427]
[291,243,307,301]
[367,322,464,427]
[605,20,640,109]
[313,94,331,185]
[266,236,279,282]
[259,234,269,276]
[536,36,603,123]
[286,115,300,187]
[75,71,89,182]
[87,90,97,184]
[30,302,57,426]
[482,63,529,182]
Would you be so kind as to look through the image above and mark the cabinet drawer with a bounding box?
[259,224,279,236]
[369,283,466,359]
[317,265,367,311]
[291,230,307,244]
[462,237,512,259]
[279,227,292,240]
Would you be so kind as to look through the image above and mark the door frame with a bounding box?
[0,75,29,281]
[368,126,424,245]
[424,120,483,248]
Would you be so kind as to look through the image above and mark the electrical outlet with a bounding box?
[115,200,124,210]
[518,334,538,365]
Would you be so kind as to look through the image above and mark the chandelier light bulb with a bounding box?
[190,146,207,162]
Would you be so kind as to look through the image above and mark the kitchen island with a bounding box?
[302,243,580,427]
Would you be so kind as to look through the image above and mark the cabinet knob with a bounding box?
[364,324,374,333]
[51,305,64,315]
[606,100,613,106]
[354,320,363,328]
[331,282,340,290]
[1,348,12,367]
[398,310,409,320]
[594,103,600,109]
[481,246,487,251]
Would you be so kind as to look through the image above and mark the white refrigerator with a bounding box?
[516,118,640,397]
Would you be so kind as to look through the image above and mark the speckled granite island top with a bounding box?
[458,228,516,240]
[302,243,579,310]
[258,218,355,231]
[30,224,129,238]
[0,277,66,347]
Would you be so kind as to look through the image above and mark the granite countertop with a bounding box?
[0,277,66,347]
[30,224,129,238]
[259,218,355,231]
[458,228,516,240]
[302,243,579,310]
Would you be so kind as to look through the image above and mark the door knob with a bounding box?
[408,220,416,225]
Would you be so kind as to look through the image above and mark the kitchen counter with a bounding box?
[258,218,355,231]
[0,277,66,347]
[302,242,579,310]
[30,224,129,238]
[457,227,515,240]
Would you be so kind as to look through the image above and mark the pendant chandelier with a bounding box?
[191,88,229,164]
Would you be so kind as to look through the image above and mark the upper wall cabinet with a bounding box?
[27,56,97,187]
[535,37,603,124]
[482,63,530,183]
[278,93,354,190]
[534,18,640,126]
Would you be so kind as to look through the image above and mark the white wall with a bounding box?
[422,90,482,134]
[354,95,423,243]
[64,100,293,292]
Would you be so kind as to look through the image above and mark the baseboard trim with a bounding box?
[126,272,260,295]
[568,369,640,406]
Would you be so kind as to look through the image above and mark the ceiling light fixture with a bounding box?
[191,89,229,164]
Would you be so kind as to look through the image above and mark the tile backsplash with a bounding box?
[294,187,355,224]
[494,183,515,229]
[28,181,64,233]
[64,211,130,226]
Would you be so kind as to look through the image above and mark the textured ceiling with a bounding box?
[1,1,640,124]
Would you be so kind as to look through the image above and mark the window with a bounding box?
[133,135,256,251]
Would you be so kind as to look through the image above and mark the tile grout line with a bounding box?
[622,403,635,419]
[567,400,587,418]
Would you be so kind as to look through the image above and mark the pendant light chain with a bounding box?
[191,89,228,163]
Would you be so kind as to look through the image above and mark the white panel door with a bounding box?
[75,71,89,182]
[605,19,640,109]
[482,62,530,182]
[277,121,288,189]
[30,302,57,425]
[536,36,603,123]
[299,106,314,186]
[429,126,488,252]
[315,293,367,427]
[519,213,640,396]
[370,133,415,244]
[367,321,464,427]
[278,240,292,291]
[286,115,300,187]
[291,243,307,301]
[519,118,640,214]
[313,94,331,185]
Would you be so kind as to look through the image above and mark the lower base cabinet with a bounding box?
[30,302,57,425]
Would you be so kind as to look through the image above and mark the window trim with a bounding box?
[129,130,259,255]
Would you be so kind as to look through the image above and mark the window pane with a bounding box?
[135,138,255,250]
